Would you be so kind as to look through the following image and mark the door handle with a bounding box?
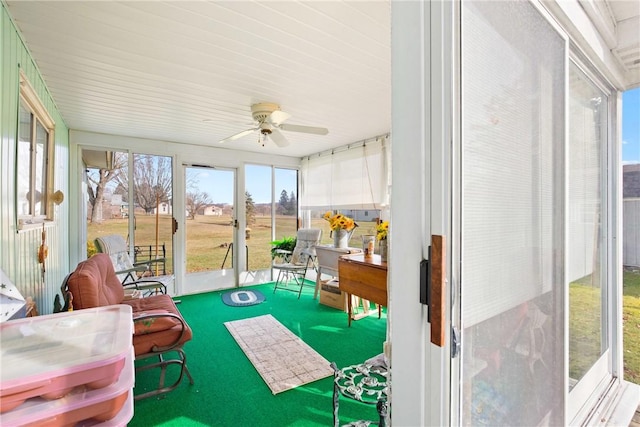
[430,235,446,347]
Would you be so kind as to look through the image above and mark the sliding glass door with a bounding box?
[459,2,566,424]
[132,154,174,279]
[566,60,611,421]
[183,165,236,293]
[243,164,298,283]
[274,167,298,246]
[85,151,175,290]
[457,3,616,425]
[244,164,273,274]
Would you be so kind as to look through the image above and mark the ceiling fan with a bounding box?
[220,103,329,147]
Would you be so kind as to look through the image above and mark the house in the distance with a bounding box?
[203,205,223,216]
[152,202,172,215]
[624,164,640,198]
[87,193,126,220]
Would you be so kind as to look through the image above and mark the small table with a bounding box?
[338,254,388,326]
[331,362,389,427]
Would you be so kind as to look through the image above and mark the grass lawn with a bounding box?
[87,214,380,273]
[623,269,640,384]
[569,280,603,381]
[569,270,640,385]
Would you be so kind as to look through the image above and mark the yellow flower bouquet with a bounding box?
[376,221,389,241]
[323,211,357,231]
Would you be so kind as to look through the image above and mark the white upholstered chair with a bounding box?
[272,228,322,298]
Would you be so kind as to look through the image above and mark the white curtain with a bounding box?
[300,135,390,211]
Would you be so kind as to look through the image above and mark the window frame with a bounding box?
[565,51,617,425]
[17,72,55,227]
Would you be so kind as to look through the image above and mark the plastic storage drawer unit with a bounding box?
[0,305,133,413]
[0,349,134,426]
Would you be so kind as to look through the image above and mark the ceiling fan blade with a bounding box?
[219,128,256,143]
[269,128,290,147]
[269,110,291,125]
[278,123,329,135]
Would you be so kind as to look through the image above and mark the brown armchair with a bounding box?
[62,253,193,400]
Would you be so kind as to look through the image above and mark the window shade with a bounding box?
[461,0,565,328]
[300,136,389,210]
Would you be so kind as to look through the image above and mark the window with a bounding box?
[244,165,299,271]
[566,58,612,422]
[17,72,55,224]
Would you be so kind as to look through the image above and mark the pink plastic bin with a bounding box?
[78,389,133,427]
[0,305,133,413]
[0,348,134,427]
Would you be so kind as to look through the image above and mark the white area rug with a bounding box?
[224,314,334,394]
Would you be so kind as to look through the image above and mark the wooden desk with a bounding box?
[338,254,388,326]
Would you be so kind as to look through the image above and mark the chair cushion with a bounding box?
[94,235,128,253]
[95,235,139,283]
[124,295,193,356]
[291,228,322,265]
[133,309,180,335]
[67,254,125,308]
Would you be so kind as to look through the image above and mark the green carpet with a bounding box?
[128,282,387,427]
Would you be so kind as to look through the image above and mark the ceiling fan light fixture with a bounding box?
[220,101,328,147]
[251,102,280,123]
[259,121,272,134]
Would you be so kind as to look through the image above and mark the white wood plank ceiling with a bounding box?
[5,1,391,158]
[5,1,638,159]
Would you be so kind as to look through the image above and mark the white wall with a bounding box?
[1,5,70,316]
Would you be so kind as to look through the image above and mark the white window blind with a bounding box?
[300,136,389,210]
[461,0,565,328]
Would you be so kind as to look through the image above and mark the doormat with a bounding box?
[221,289,265,307]
[224,314,334,394]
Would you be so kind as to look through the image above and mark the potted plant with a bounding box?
[376,220,389,261]
[270,236,297,260]
[322,211,358,248]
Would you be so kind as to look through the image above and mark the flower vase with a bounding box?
[333,229,349,248]
[379,239,388,262]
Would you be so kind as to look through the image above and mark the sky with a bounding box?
[623,87,640,165]
[188,165,297,205]
[190,88,640,204]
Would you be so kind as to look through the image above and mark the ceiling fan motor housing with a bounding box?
[251,102,280,123]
